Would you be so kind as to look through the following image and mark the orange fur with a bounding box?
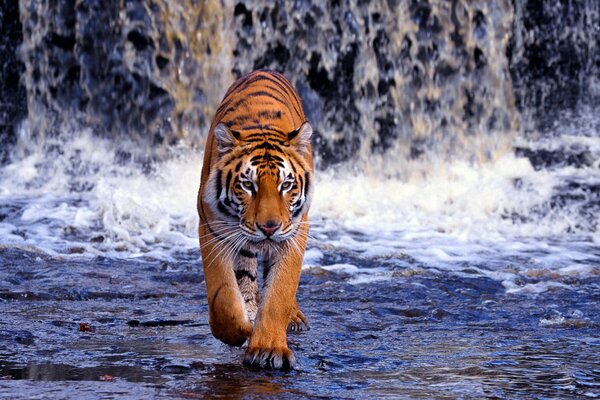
[197,70,313,369]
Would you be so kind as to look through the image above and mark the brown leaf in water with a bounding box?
[79,322,95,332]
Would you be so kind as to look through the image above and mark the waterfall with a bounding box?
[2,1,597,170]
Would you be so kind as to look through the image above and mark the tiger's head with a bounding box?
[205,122,313,246]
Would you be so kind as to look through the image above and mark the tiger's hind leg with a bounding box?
[235,249,259,323]
[288,303,310,332]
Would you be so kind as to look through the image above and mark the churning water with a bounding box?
[1,0,599,398]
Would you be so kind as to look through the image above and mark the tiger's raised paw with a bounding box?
[243,345,296,370]
[287,308,310,332]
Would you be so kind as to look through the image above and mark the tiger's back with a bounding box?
[197,69,314,370]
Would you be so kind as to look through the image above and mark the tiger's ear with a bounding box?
[287,122,312,154]
[214,123,240,154]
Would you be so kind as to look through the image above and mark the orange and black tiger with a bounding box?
[197,69,314,369]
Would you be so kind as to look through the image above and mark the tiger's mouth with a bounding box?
[242,230,294,246]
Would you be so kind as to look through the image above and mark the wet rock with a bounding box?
[509,0,600,134]
[17,0,233,154]
[160,364,192,374]
[515,147,594,170]
[127,319,193,327]
[0,330,35,345]
[0,0,27,164]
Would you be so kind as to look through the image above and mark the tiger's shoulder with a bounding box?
[212,69,306,141]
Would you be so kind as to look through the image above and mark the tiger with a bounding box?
[197,69,314,370]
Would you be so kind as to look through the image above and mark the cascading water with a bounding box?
[0,1,599,398]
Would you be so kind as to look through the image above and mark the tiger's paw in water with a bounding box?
[243,344,296,370]
[287,308,310,332]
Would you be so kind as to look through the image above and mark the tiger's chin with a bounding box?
[243,232,297,251]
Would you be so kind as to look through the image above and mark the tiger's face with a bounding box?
[205,122,313,245]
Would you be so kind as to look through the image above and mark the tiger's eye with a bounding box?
[281,181,292,190]
[242,181,254,190]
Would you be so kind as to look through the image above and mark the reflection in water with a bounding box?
[181,364,304,399]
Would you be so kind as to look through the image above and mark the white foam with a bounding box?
[302,248,324,266]
[540,310,590,327]
[321,263,360,273]
[0,128,202,258]
[504,280,572,294]
[303,263,391,285]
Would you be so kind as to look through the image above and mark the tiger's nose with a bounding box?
[257,221,281,237]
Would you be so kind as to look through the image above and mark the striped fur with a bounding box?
[197,70,313,369]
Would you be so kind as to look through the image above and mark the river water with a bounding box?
[1,0,600,399]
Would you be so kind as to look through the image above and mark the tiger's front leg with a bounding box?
[243,225,308,369]
[200,225,253,347]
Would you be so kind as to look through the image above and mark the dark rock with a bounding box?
[0,0,27,164]
[509,0,600,134]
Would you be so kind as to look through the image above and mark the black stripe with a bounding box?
[245,132,286,141]
[217,201,237,218]
[268,70,295,93]
[239,249,258,258]
[234,76,290,107]
[225,170,233,194]
[268,72,303,117]
[233,74,273,95]
[240,74,294,104]
[220,95,249,119]
[292,204,304,219]
[216,96,235,116]
[227,114,255,127]
[245,91,291,111]
[215,170,222,199]
[304,172,311,198]
[261,85,292,106]
[253,141,285,153]
[287,151,306,174]
[235,270,257,282]
[297,174,304,194]
[287,126,301,140]
[263,261,274,281]
[223,70,260,99]
[258,110,283,120]
[288,158,297,173]
[243,136,288,145]
[239,124,287,136]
